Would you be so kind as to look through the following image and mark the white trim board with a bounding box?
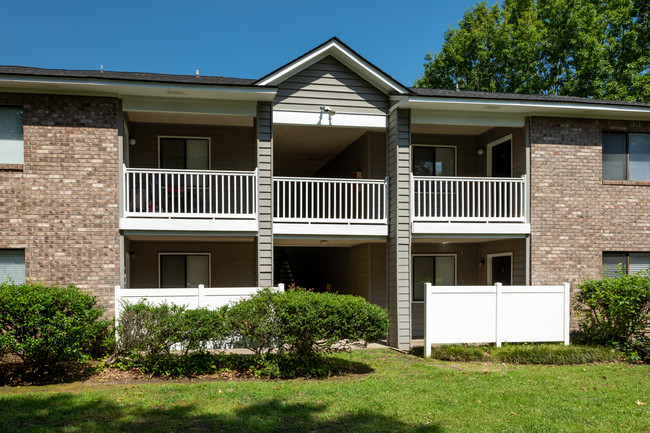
[257,40,408,95]
[120,217,258,233]
[412,222,531,236]
[273,110,386,128]
[273,222,388,237]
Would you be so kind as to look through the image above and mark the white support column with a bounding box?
[495,282,503,347]
[424,282,432,358]
[563,282,571,345]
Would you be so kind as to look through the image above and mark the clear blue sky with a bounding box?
[2,0,483,86]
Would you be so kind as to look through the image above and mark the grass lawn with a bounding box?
[1,349,648,432]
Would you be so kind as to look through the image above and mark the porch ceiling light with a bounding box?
[477,147,485,156]
[129,138,136,146]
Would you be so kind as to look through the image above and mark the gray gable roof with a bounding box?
[408,87,650,108]
[0,65,257,87]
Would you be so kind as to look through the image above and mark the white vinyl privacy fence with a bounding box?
[114,284,284,317]
[423,282,570,357]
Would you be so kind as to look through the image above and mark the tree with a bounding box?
[416,0,650,102]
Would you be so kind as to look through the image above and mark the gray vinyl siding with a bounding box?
[478,239,527,285]
[273,56,389,116]
[350,244,371,299]
[257,102,274,287]
[387,109,412,349]
[127,241,257,288]
[479,127,527,177]
[127,123,255,171]
[315,131,387,179]
[371,243,388,308]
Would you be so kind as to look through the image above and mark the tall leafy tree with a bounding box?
[416,0,650,102]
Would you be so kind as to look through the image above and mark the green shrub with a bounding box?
[116,301,230,360]
[574,270,650,361]
[411,343,621,364]
[274,288,390,359]
[229,288,390,359]
[0,282,110,366]
[226,288,282,355]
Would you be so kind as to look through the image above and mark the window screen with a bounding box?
[602,132,650,181]
[0,108,24,164]
[160,254,209,288]
[0,250,26,284]
[160,138,209,170]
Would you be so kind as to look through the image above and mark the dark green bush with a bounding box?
[0,282,110,366]
[229,288,390,359]
[574,270,650,361]
[116,301,230,361]
[274,288,390,359]
[226,288,282,355]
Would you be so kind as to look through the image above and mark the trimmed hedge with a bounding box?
[115,288,390,375]
[410,343,621,364]
[228,288,390,359]
[0,282,110,366]
[116,302,230,359]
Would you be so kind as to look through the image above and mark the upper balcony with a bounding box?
[273,176,388,237]
[411,175,530,236]
[120,167,258,232]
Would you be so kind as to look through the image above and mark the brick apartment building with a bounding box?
[1,38,649,349]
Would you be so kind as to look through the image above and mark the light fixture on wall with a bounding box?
[478,258,486,266]
[129,138,137,146]
[477,147,485,156]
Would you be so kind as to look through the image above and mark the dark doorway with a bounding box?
[490,138,512,177]
[490,254,512,285]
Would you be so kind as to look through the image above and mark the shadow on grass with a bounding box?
[0,360,99,387]
[0,393,444,432]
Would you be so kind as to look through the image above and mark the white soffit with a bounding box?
[0,75,276,102]
[257,40,408,95]
[273,110,386,128]
[407,97,650,123]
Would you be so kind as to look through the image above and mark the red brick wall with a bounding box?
[529,117,650,292]
[0,93,120,313]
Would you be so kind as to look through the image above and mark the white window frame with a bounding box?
[158,252,211,288]
[411,144,457,176]
[486,252,514,285]
[0,107,24,165]
[411,253,457,303]
[486,134,513,177]
[157,136,211,170]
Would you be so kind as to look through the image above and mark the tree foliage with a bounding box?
[416,0,650,102]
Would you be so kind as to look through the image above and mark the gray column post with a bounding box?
[257,102,274,287]
[386,108,412,350]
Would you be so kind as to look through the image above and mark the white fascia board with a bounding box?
[120,217,258,233]
[273,222,388,237]
[273,110,386,128]
[411,109,525,128]
[406,97,650,121]
[0,75,276,102]
[122,96,257,116]
[257,41,408,95]
[412,222,531,236]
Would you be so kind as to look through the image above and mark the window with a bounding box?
[412,146,455,176]
[412,255,456,301]
[0,107,24,164]
[159,253,210,288]
[0,250,26,284]
[159,137,209,170]
[602,252,650,277]
[603,132,650,181]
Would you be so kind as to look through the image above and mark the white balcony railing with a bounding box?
[412,175,527,222]
[124,167,257,219]
[273,177,388,224]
